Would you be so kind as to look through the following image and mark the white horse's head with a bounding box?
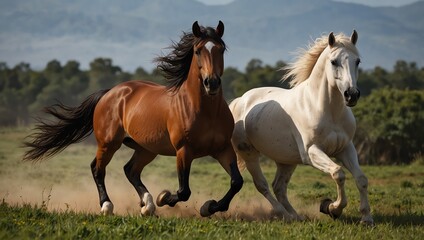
[325,30,360,107]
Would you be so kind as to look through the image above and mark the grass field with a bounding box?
[1,127,423,239]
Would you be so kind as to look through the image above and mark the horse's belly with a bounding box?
[144,142,176,156]
[246,116,302,164]
[130,132,176,156]
[249,130,302,164]
[233,90,302,164]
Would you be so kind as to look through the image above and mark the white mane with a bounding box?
[282,33,359,88]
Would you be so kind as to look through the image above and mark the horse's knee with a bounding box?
[90,158,96,169]
[231,175,243,193]
[90,158,98,174]
[91,161,105,179]
[272,184,282,199]
[123,161,138,181]
[356,175,368,190]
[254,180,270,195]
[272,176,287,195]
[228,159,243,192]
[331,167,345,185]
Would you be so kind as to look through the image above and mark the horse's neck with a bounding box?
[304,50,345,115]
[178,66,224,115]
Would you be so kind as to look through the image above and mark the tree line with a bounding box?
[1,58,423,164]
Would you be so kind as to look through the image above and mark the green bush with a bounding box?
[353,88,424,164]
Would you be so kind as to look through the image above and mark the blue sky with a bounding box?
[196,0,420,7]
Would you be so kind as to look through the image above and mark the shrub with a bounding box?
[353,88,424,164]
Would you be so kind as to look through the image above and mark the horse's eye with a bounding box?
[331,60,338,66]
[195,49,201,55]
[356,59,361,66]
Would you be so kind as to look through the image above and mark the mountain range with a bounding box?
[1,0,423,71]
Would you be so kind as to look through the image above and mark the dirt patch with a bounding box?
[0,173,270,219]
[1,165,321,221]
[1,175,323,221]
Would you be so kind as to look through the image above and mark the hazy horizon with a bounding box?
[196,0,421,7]
[1,0,423,72]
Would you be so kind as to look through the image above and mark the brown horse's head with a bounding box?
[155,21,227,96]
[192,21,226,95]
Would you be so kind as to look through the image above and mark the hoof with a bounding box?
[296,214,307,221]
[141,193,156,216]
[319,198,332,214]
[141,205,155,216]
[319,198,341,219]
[360,216,375,226]
[271,207,294,221]
[288,213,305,221]
[101,201,114,215]
[156,190,171,207]
[271,214,295,222]
[200,200,217,217]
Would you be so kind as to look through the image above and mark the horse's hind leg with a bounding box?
[124,147,157,216]
[243,156,294,220]
[272,163,302,220]
[91,143,120,215]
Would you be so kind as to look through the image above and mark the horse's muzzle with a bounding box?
[203,77,221,95]
[344,87,360,107]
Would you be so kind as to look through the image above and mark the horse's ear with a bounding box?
[192,21,202,38]
[216,20,224,38]
[328,32,335,47]
[351,29,358,45]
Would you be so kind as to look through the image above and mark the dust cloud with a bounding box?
[1,154,322,222]
[1,173,320,221]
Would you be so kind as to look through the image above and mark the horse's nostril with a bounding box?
[204,78,209,86]
[344,90,349,98]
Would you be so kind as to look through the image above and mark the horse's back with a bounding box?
[94,80,169,130]
[230,87,283,119]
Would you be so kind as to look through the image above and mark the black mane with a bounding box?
[155,26,226,91]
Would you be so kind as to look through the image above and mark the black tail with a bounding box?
[23,89,110,162]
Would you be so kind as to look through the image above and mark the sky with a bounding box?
[196,0,420,7]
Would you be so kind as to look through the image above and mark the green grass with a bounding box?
[1,201,423,240]
[1,127,423,239]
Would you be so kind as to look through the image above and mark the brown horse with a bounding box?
[23,21,243,217]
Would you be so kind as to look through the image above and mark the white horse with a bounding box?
[229,31,374,225]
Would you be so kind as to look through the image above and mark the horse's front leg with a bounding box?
[156,147,193,207]
[307,145,347,219]
[336,142,374,225]
[200,144,243,217]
